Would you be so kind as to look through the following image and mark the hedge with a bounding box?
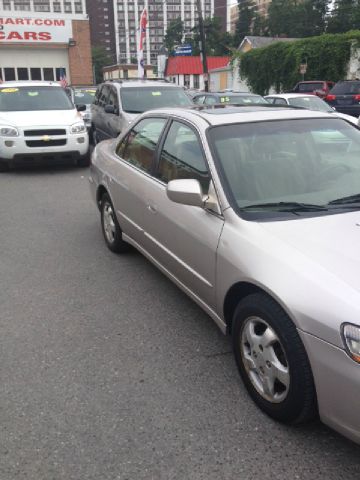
[235,31,360,95]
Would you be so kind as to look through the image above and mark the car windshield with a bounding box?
[208,118,360,215]
[288,96,333,112]
[298,82,323,92]
[0,86,73,111]
[74,88,96,105]
[220,95,268,105]
[331,82,360,94]
[120,86,193,113]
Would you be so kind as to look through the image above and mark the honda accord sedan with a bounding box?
[89,104,360,444]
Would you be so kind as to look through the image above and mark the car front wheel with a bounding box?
[232,293,317,424]
[100,193,129,253]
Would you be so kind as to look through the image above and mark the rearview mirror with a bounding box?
[166,179,206,207]
[76,103,86,111]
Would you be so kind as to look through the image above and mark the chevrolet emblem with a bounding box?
[42,135,51,142]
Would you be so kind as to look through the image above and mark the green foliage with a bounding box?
[92,46,112,84]
[164,18,184,55]
[236,31,360,95]
[327,0,360,33]
[234,0,255,46]
[189,17,233,55]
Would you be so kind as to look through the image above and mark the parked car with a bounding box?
[91,80,193,143]
[265,93,358,124]
[325,80,360,117]
[66,85,96,131]
[0,81,89,170]
[192,91,268,105]
[291,80,334,98]
[89,104,360,445]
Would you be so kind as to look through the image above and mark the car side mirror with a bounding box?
[166,179,206,207]
[76,104,86,111]
[104,104,116,114]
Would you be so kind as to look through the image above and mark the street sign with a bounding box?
[174,44,192,56]
[299,63,307,75]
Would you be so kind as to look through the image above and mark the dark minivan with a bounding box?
[325,80,360,117]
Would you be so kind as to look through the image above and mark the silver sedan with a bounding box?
[89,105,360,444]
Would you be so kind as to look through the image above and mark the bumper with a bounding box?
[299,330,360,444]
[0,134,89,161]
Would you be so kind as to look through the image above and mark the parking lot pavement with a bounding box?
[1,166,360,480]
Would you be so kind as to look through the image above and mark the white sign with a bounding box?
[0,16,72,43]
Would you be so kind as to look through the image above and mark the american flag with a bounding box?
[59,68,68,88]
[137,8,147,79]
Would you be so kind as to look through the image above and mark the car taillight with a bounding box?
[353,94,360,101]
[325,94,336,101]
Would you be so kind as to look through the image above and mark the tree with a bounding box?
[164,18,184,55]
[234,0,255,46]
[92,46,112,84]
[327,0,358,33]
[189,17,234,56]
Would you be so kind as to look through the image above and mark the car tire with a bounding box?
[232,293,317,424]
[100,193,129,253]
[78,150,91,167]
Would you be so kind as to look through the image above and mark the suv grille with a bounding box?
[24,129,66,136]
[26,139,67,147]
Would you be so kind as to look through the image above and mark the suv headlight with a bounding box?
[342,323,360,363]
[0,126,19,137]
[70,122,87,134]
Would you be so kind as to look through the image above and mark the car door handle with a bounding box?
[147,204,157,214]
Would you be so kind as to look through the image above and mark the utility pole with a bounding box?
[196,0,209,92]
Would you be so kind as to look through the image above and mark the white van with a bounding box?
[0,81,90,170]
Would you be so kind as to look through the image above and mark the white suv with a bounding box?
[0,81,90,170]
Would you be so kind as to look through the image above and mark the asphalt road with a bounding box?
[1,165,360,480]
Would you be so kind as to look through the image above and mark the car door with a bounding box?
[108,117,168,245]
[141,120,224,309]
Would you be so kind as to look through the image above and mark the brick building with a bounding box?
[86,0,117,63]
[0,0,93,85]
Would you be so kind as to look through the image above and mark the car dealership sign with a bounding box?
[0,16,72,43]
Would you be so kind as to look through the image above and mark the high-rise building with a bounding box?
[0,0,93,84]
[86,0,117,63]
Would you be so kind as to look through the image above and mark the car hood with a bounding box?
[0,109,82,128]
[260,211,360,292]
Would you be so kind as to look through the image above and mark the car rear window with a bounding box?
[0,86,73,111]
[120,86,192,113]
[298,82,324,92]
[330,82,360,94]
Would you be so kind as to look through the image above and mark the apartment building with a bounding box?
[86,0,117,62]
[0,0,93,84]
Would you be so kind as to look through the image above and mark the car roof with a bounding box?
[201,92,261,96]
[103,80,183,88]
[1,81,62,88]
[266,93,321,99]
[144,105,335,126]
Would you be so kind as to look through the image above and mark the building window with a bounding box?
[17,68,29,80]
[184,74,190,88]
[74,2,83,13]
[55,67,67,81]
[64,2,72,12]
[193,74,200,89]
[30,68,42,80]
[4,68,16,81]
[43,68,54,81]
[53,2,61,11]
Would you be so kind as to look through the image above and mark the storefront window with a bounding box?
[193,75,200,89]
[55,68,67,81]
[43,68,54,81]
[4,68,16,81]
[30,68,42,80]
[17,68,29,80]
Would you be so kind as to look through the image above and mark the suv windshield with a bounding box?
[0,86,73,111]
[74,88,96,105]
[208,118,360,215]
[330,82,360,94]
[120,86,192,113]
[288,96,333,112]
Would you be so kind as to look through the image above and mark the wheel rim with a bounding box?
[103,202,116,244]
[240,316,290,403]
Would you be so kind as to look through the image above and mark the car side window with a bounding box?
[274,98,287,105]
[98,85,110,108]
[193,95,205,104]
[157,121,210,193]
[116,118,166,174]
[108,87,119,113]
[204,96,218,105]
